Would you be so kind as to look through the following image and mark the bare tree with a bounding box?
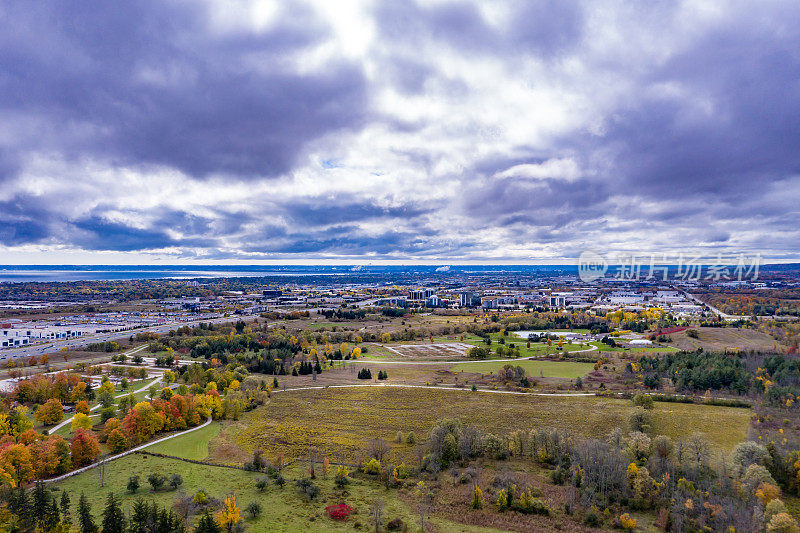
[371,498,384,533]
[369,438,389,462]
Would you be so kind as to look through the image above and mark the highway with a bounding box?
[0,313,258,360]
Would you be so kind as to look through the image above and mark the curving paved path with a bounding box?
[43,416,212,484]
[49,375,163,434]
[44,383,595,482]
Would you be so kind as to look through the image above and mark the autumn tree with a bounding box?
[106,429,128,453]
[36,398,65,425]
[71,430,101,466]
[0,443,34,486]
[216,496,241,532]
[72,413,93,432]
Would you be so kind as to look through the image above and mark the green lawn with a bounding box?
[146,421,221,460]
[450,359,595,379]
[54,455,488,532]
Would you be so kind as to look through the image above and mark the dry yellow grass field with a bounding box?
[213,387,751,465]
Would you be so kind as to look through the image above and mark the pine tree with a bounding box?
[32,482,49,520]
[195,510,221,533]
[45,496,61,530]
[101,492,125,533]
[13,486,32,528]
[60,491,72,525]
[78,493,98,533]
[128,499,148,533]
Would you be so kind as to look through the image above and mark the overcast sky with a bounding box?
[1,0,799,264]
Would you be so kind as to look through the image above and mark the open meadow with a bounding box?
[54,452,511,533]
[211,387,751,466]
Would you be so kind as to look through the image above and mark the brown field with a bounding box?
[384,342,472,358]
[667,326,781,352]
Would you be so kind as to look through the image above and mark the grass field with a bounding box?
[450,359,595,379]
[218,387,750,465]
[146,421,222,460]
[668,326,781,352]
[54,455,495,532]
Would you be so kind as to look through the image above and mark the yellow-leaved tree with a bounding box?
[216,496,241,531]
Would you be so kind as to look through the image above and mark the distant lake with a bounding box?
[0,266,337,283]
[0,264,580,283]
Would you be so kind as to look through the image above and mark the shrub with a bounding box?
[364,458,382,475]
[513,487,550,515]
[467,346,489,359]
[631,393,654,410]
[406,432,416,445]
[628,408,654,433]
[245,502,262,520]
[169,473,183,490]
[127,476,140,494]
[255,478,269,492]
[387,517,404,530]
[334,465,349,488]
[767,513,800,533]
[392,463,410,480]
[619,513,637,531]
[295,478,320,500]
[743,464,777,490]
[732,441,769,473]
[326,504,353,521]
[471,484,483,509]
[766,499,789,524]
[147,473,165,491]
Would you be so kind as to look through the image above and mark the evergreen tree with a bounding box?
[128,499,148,533]
[78,493,98,533]
[101,492,126,533]
[45,496,61,530]
[60,491,72,525]
[195,510,221,533]
[12,486,32,528]
[32,481,49,519]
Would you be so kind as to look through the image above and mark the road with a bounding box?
[677,289,745,321]
[46,383,591,481]
[48,371,163,434]
[1,313,258,360]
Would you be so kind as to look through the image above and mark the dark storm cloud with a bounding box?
[284,199,432,226]
[0,0,368,180]
[0,197,53,245]
[375,0,583,58]
[72,217,179,252]
[3,0,800,260]
[591,2,800,203]
[243,224,462,257]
